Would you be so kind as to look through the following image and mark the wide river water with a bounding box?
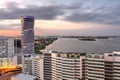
[46,37,120,53]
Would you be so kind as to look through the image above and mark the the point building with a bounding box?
[21,16,34,54]
[21,16,35,74]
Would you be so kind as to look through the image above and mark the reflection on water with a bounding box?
[46,37,120,53]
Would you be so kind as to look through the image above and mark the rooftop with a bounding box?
[21,16,34,19]
[12,73,37,80]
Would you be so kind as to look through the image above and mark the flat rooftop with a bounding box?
[12,73,37,80]
[21,16,34,19]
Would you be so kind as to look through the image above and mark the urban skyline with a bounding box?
[0,15,119,80]
[0,0,120,36]
[0,1,120,79]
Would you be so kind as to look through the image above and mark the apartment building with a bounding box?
[32,55,44,80]
[43,50,85,80]
[42,50,120,80]
[85,52,120,80]
[44,52,52,80]
[22,54,33,74]
[0,37,14,57]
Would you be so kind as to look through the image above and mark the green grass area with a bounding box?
[34,38,57,54]
[35,45,45,54]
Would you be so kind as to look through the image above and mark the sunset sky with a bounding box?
[0,0,120,36]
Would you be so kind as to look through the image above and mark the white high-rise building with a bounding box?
[22,54,33,74]
[22,55,44,80]
[8,38,15,57]
[0,37,14,57]
[32,55,44,80]
[43,49,120,80]
[85,51,120,80]
[43,50,85,80]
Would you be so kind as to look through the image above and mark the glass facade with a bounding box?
[21,16,34,54]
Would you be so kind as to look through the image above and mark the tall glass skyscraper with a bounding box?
[21,16,35,74]
[21,16,34,54]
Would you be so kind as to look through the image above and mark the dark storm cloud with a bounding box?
[0,1,120,25]
[64,1,120,25]
[65,8,120,24]
[0,1,64,20]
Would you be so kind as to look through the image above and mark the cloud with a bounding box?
[62,0,120,25]
[0,20,20,30]
[0,0,120,26]
[0,24,20,30]
[64,3,120,25]
[0,1,64,20]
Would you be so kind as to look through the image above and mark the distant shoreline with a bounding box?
[78,38,96,41]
